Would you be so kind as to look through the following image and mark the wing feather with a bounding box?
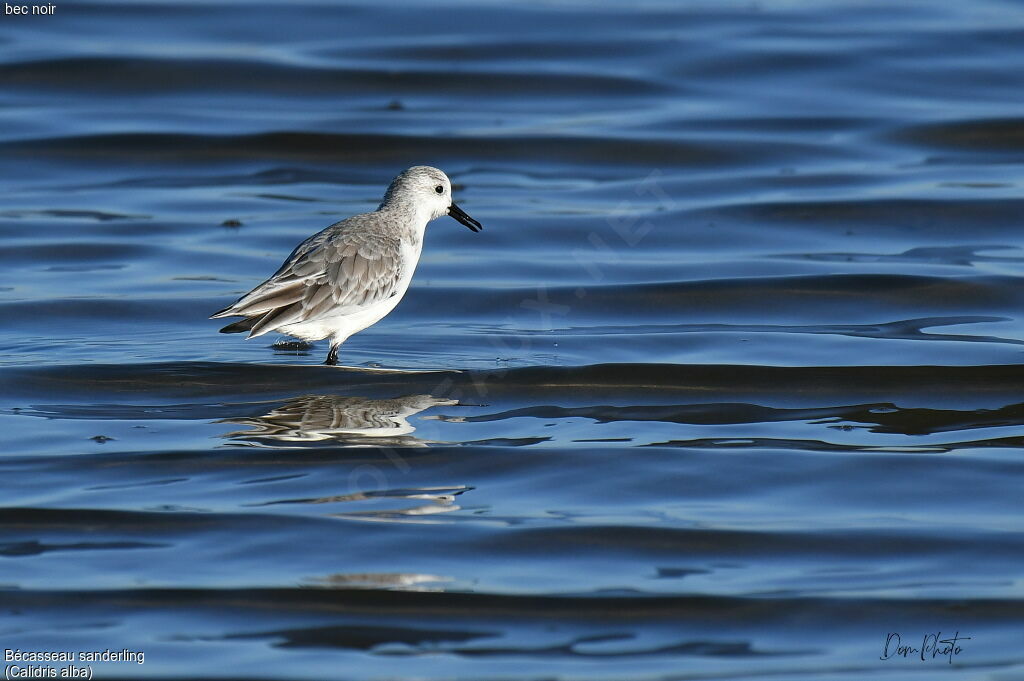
[210,214,406,339]
[229,283,306,316]
[249,303,304,337]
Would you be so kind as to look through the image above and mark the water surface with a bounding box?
[2,1,1024,679]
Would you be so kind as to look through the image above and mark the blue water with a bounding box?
[2,1,1024,679]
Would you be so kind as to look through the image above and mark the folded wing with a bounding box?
[211,216,405,339]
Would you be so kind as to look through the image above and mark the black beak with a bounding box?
[448,203,482,232]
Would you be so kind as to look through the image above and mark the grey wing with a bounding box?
[211,217,405,339]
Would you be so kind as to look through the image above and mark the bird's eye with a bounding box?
[434,185,444,194]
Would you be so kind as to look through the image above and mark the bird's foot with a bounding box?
[324,344,340,365]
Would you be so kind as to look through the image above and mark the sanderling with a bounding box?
[211,166,482,365]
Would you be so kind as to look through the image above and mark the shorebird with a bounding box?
[211,166,482,365]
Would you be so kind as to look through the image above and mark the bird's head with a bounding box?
[380,166,482,232]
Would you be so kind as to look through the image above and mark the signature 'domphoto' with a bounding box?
[881,632,970,664]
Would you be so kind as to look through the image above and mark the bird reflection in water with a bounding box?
[219,393,458,447]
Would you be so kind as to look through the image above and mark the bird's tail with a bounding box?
[219,317,258,334]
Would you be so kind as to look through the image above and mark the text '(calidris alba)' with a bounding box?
[211,166,482,365]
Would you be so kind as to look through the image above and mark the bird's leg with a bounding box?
[324,343,340,366]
